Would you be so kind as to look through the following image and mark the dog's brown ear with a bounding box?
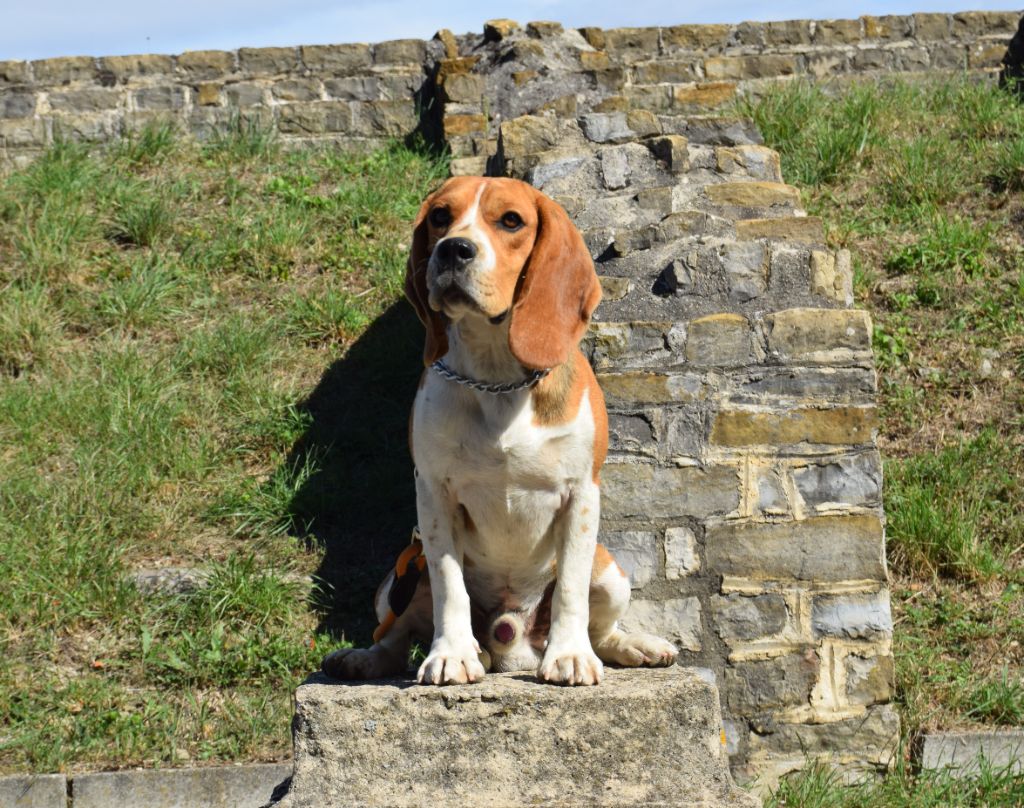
[508,190,601,370]
[405,197,448,365]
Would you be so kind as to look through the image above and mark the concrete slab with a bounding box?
[920,730,1024,777]
[0,774,66,808]
[272,667,759,807]
[72,763,291,808]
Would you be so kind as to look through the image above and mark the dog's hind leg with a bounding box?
[321,570,434,680]
[588,545,678,668]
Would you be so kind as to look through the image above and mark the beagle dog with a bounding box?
[322,177,677,686]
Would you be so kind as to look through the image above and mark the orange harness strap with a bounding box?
[372,529,426,643]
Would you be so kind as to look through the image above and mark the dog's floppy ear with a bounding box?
[405,196,448,365]
[508,190,601,370]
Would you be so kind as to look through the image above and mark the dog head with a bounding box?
[405,177,601,370]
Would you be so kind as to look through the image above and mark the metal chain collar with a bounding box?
[430,359,551,394]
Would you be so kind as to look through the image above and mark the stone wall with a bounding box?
[0,10,1019,170]
[2,9,1019,789]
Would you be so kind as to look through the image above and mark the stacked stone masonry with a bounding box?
[0,10,1019,170]
[3,8,1017,789]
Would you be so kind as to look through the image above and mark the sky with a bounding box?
[1,1,1020,62]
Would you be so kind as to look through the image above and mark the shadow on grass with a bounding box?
[286,300,424,646]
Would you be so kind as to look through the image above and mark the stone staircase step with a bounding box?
[269,667,759,808]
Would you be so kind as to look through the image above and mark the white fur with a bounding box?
[412,308,603,685]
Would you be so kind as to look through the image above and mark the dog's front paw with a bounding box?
[595,631,678,668]
[537,644,603,686]
[417,638,486,685]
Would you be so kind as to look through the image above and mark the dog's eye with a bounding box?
[499,211,523,231]
[429,207,451,228]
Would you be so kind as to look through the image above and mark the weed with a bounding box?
[0,283,62,375]
[990,136,1024,192]
[204,113,278,161]
[886,217,994,279]
[107,185,174,247]
[114,120,179,166]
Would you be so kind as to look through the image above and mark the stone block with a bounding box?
[1,91,36,118]
[0,60,31,85]
[99,54,175,81]
[734,22,765,47]
[793,452,881,509]
[920,731,1024,777]
[806,51,850,78]
[51,112,119,142]
[578,27,605,49]
[73,764,291,808]
[711,406,877,448]
[706,181,800,208]
[624,84,674,111]
[0,118,47,147]
[969,41,1008,70]
[846,653,894,706]
[196,83,222,106]
[815,19,863,44]
[444,113,486,137]
[704,55,798,80]
[736,216,824,243]
[598,276,631,301]
[449,155,488,176]
[527,21,564,38]
[725,651,818,713]
[224,82,267,107]
[600,27,661,62]
[602,462,740,520]
[621,598,703,651]
[48,87,120,112]
[665,526,700,579]
[271,78,322,102]
[580,51,610,71]
[587,321,679,370]
[441,72,484,103]
[746,704,899,774]
[300,43,372,74]
[597,371,702,407]
[952,11,1021,38]
[602,530,658,587]
[499,114,558,154]
[31,55,96,84]
[735,368,876,403]
[661,24,731,51]
[851,47,895,71]
[705,515,886,582]
[899,46,931,71]
[765,20,812,45]
[810,249,853,305]
[354,100,417,137]
[599,145,630,189]
[484,19,521,41]
[632,60,700,83]
[767,308,872,364]
[373,39,426,65]
[646,134,688,173]
[672,81,737,110]
[930,43,967,70]
[275,669,755,808]
[711,594,787,641]
[716,145,782,181]
[133,85,187,111]
[278,102,352,134]
[861,15,913,40]
[435,56,480,84]
[723,241,769,302]
[685,313,751,366]
[812,590,892,639]
[323,76,380,101]
[608,412,657,457]
[913,13,950,40]
[177,50,235,79]
[238,46,299,74]
[663,407,707,459]
[0,774,66,807]
[434,28,459,58]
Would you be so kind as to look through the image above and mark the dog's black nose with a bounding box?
[435,237,477,270]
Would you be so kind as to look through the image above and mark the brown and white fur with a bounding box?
[322,177,677,686]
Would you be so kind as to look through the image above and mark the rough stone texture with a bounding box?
[272,669,757,807]
[73,764,291,808]
[919,730,1024,777]
[0,774,67,808]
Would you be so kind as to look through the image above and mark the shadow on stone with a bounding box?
[284,299,424,645]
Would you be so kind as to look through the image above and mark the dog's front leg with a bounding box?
[538,481,603,686]
[415,475,485,685]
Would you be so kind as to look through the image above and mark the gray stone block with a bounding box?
[134,86,186,111]
[711,594,787,641]
[725,652,818,714]
[272,669,757,807]
[602,462,740,520]
[620,597,703,651]
[0,774,66,808]
[793,453,881,508]
[920,731,1024,777]
[812,589,892,639]
[73,763,291,808]
[1,92,36,118]
[601,530,659,587]
[665,526,700,579]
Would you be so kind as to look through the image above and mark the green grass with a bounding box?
[0,125,447,773]
[747,76,1024,806]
